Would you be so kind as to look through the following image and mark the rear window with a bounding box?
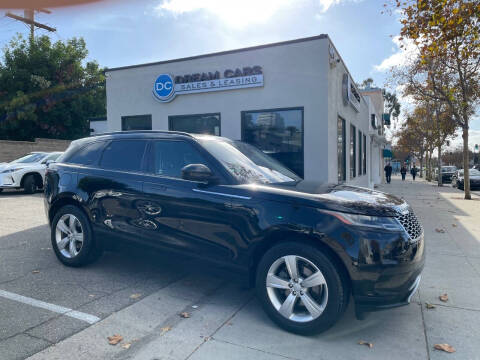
[63,141,106,166]
[99,140,147,172]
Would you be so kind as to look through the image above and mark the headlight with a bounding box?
[1,168,22,173]
[322,210,403,231]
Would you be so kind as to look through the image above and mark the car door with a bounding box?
[140,138,243,263]
[78,139,148,243]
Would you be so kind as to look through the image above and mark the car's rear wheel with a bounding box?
[256,242,348,335]
[51,205,102,267]
[23,175,36,194]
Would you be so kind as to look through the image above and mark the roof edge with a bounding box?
[105,34,328,73]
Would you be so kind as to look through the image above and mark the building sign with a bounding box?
[153,66,264,103]
[342,73,361,112]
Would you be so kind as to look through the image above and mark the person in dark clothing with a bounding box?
[384,162,393,184]
[400,164,407,181]
[411,165,418,180]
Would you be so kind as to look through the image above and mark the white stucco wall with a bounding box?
[106,36,370,187]
[326,43,370,188]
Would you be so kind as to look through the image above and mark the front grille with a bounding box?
[396,210,423,240]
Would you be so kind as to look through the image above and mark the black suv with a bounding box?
[44,131,424,334]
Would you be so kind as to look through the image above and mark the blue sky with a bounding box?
[1,0,479,147]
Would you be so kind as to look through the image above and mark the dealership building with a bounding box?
[105,34,387,187]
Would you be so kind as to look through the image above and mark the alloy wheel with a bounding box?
[266,255,328,322]
[55,214,84,259]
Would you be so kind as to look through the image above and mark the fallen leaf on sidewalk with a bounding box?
[434,344,455,353]
[439,293,449,302]
[160,326,171,335]
[32,270,40,274]
[435,228,446,233]
[179,312,190,318]
[358,340,373,349]
[425,302,436,309]
[121,342,131,349]
[129,293,141,299]
[107,334,123,345]
[452,224,457,227]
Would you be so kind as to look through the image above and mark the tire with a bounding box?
[51,205,103,267]
[256,242,349,335]
[23,175,36,194]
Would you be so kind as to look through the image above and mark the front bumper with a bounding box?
[0,173,20,188]
[351,231,425,314]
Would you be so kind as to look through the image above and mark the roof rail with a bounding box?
[90,130,194,138]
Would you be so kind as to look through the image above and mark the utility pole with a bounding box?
[6,8,56,42]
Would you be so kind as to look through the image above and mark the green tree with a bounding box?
[392,0,480,199]
[0,34,105,141]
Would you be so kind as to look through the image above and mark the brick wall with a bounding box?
[0,138,71,163]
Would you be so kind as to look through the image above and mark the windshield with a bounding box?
[44,153,62,162]
[442,166,456,172]
[11,153,46,164]
[198,138,301,184]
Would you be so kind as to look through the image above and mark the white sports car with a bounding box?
[0,152,63,194]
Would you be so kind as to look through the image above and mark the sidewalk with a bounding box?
[27,177,480,360]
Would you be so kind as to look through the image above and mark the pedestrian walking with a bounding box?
[384,162,393,184]
[400,164,407,181]
[411,165,418,181]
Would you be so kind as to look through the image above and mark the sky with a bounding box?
[0,0,479,150]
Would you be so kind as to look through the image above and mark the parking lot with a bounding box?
[1,178,480,360]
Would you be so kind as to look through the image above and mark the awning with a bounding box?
[383,149,393,158]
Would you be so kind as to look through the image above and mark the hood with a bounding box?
[246,180,407,217]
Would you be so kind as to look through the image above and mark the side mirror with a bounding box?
[45,160,55,166]
[181,164,215,183]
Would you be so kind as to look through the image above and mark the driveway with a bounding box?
[1,179,479,360]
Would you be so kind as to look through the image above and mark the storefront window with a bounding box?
[241,108,304,178]
[358,130,362,176]
[169,113,221,136]
[337,117,346,182]
[363,134,367,175]
[350,124,356,179]
[121,114,152,131]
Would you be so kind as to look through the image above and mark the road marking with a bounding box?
[0,289,100,324]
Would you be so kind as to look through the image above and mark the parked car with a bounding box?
[436,166,457,183]
[44,131,425,334]
[0,152,63,194]
[452,168,480,190]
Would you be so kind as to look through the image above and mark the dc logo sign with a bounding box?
[153,74,175,102]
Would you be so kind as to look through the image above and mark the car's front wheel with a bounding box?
[23,174,37,194]
[51,205,103,267]
[256,242,348,335]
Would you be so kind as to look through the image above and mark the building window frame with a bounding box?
[168,112,221,136]
[337,116,346,183]
[350,124,356,179]
[121,114,152,131]
[241,107,304,178]
[363,134,367,175]
[358,130,363,176]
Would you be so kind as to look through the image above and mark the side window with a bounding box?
[100,140,147,172]
[149,140,208,179]
[65,141,106,166]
